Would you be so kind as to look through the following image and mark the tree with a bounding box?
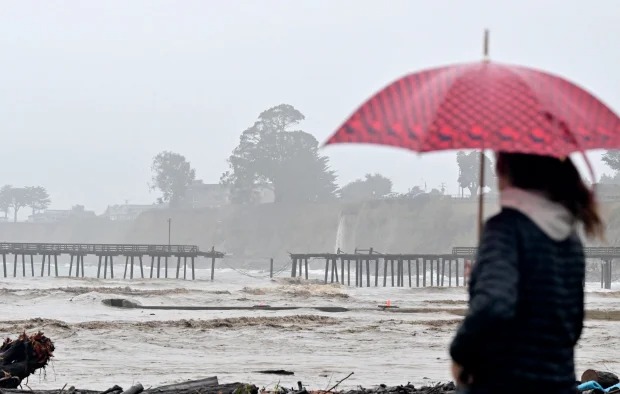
[600,173,620,185]
[602,151,620,173]
[150,151,196,208]
[405,186,424,197]
[457,151,495,197]
[9,187,28,223]
[25,186,51,217]
[222,104,338,204]
[428,188,443,196]
[340,173,393,201]
[0,186,12,220]
[601,151,620,184]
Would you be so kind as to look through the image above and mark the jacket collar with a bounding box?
[500,187,576,241]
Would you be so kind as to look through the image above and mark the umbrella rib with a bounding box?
[498,67,596,185]
[418,66,469,151]
[501,66,583,153]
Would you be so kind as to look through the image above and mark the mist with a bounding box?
[1,0,618,217]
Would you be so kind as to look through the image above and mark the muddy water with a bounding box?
[1,266,618,391]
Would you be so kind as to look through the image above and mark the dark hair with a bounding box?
[496,152,604,239]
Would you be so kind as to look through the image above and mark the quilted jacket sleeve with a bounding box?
[450,215,519,368]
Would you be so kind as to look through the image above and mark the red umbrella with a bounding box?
[326,61,620,155]
[325,31,620,237]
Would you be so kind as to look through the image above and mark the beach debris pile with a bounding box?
[578,369,620,393]
[0,331,55,389]
[263,381,456,394]
[0,377,258,394]
[0,371,457,394]
[289,382,456,394]
[346,382,456,394]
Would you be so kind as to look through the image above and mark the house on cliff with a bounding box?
[103,204,157,221]
[186,181,230,208]
[28,205,96,223]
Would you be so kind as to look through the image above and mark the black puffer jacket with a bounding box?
[450,208,585,394]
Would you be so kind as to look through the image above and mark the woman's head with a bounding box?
[495,152,603,239]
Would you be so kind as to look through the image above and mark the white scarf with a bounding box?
[500,187,576,241]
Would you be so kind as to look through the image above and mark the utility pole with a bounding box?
[168,218,171,251]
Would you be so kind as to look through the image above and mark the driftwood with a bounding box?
[0,378,253,394]
[341,383,456,394]
[100,386,123,394]
[581,369,620,388]
[144,376,218,392]
[121,384,144,394]
[0,332,55,389]
[146,383,253,394]
[255,370,295,376]
[328,373,354,392]
[0,379,456,394]
[0,390,101,394]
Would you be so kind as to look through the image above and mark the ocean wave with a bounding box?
[336,318,462,334]
[0,315,340,334]
[242,279,349,299]
[594,291,620,297]
[424,299,467,305]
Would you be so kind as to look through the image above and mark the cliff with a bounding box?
[1,197,617,260]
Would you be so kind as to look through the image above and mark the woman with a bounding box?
[450,152,603,394]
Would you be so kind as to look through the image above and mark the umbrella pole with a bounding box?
[477,150,485,244]
[477,29,490,244]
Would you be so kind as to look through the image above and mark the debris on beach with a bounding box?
[339,382,456,394]
[0,376,255,394]
[0,332,55,389]
[578,369,620,392]
[0,370,458,394]
[264,381,456,394]
[255,370,295,376]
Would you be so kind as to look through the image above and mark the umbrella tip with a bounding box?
[483,29,490,61]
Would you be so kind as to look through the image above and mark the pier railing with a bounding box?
[453,246,620,259]
[0,242,208,255]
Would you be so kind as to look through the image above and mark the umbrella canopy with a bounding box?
[325,46,620,243]
[325,61,620,157]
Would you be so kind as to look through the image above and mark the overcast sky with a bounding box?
[1,0,619,213]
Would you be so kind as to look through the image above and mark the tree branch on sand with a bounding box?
[0,332,55,388]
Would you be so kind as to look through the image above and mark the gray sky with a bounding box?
[1,0,619,213]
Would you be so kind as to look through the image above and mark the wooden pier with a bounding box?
[290,252,467,288]
[291,246,620,289]
[0,243,224,280]
[453,246,618,290]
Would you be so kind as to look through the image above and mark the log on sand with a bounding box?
[145,376,221,392]
[581,369,620,388]
[0,378,254,394]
